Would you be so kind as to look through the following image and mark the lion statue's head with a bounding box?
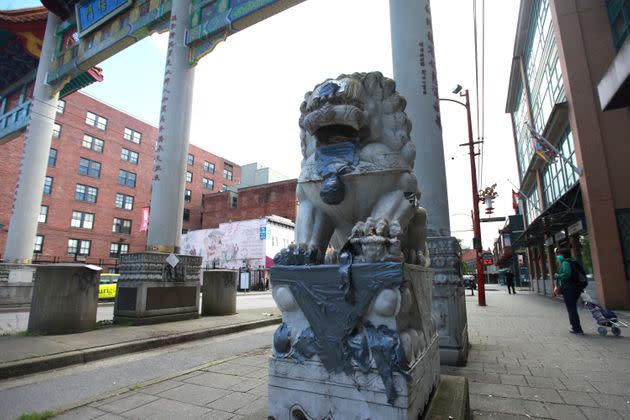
[298,72,416,182]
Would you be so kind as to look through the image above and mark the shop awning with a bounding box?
[513,183,583,248]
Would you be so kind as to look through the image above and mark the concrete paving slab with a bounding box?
[94,392,158,414]
[156,382,231,406]
[52,289,630,420]
[121,398,213,419]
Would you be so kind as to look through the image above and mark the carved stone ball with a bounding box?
[400,287,413,314]
[406,328,420,357]
[400,330,414,365]
[372,288,399,317]
[273,286,298,312]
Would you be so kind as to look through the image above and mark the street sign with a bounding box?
[259,226,267,240]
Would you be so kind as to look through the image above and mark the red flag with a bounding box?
[140,207,150,232]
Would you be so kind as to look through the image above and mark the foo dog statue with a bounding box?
[268,73,440,419]
[274,71,428,266]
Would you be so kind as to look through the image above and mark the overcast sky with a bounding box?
[2,0,521,249]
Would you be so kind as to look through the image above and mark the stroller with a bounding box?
[582,292,627,336]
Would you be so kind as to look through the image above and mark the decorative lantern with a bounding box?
[479,183,499,215]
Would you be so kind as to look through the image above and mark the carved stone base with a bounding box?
[113,252,201,325]
[268,337,439,419]
[428,237,469,366]
[268,263,440,419]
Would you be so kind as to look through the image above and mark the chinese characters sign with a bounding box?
[75,0,132,37]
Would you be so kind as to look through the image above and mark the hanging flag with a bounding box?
[525,123,584,176]
[528,124,558,163]
[140,207,150,232]
[512,189,520,212]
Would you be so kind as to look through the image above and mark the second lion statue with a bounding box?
[276,71,429,266]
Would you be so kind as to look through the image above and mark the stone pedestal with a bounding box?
[428,237,469,366]
[201,270,237,316]
[0,264,36,306]
[113,252,201,325]
[28,264,100,334]
[268,263,440,419]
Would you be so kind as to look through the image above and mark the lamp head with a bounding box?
[452,84,463,94]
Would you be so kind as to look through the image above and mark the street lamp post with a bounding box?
[440,87,486,306]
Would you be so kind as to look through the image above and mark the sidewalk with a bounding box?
[51,289,630,420]
[0,307,280,380]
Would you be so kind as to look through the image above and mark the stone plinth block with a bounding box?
[201,270,237,316]
[428,237,469,366]
[0,264,36,306]
[113,252,201,325]
[28,264,100,334]
[268,263,440,419]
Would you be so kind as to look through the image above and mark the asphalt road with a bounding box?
[0,292,275,334]
[0,324,277,419]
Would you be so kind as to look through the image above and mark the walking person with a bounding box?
[553,247,585,335]
[505,270,516,294]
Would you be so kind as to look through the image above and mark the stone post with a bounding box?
[3,12,60,263]
[114,0,201,324]
[146,0,195,252]
[0,12,61,305]
[389,0,468,365]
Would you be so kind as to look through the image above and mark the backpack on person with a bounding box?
[570,261,588,291]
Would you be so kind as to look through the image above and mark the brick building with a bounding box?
[201,179,297,229]
[0,92,239,270]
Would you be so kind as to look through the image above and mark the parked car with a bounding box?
[463,275,477,290]
[98,273,119,300]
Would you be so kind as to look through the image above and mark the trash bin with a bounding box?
[201,270,237,315]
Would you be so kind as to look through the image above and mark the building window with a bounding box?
[56,99,66,114]
[186,171,193,183]
[34,235,44,253]
[184,189,192,202]
[542,127,579,206]
[220,184,228,192]
[187,153,194,165]
[223,163,233,180]
[82,134,104,153]
[121,148,139,164]
[183,208,190,222]
[202,177,214,190]
[230,196,238,209]
[67,239,91,256]
[203,161,215,173]
[118,170,137,188]
[607,0,630,49]
[85,111,108,130]
[112,217,132,234]
[71,211,94,229]
[115,193,134,210]
[182,228,188,234]
[75,183,98,203]
[110,242,129,257]
[39,205,48,223]
[48,148,57,167]
[43,176,53,195]
[123,127,142,144]
[79,157,101,178]
[52,123,61,138]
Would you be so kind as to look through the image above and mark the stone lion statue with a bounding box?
[276,71,428,265]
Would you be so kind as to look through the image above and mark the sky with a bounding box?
[2,0,521,250]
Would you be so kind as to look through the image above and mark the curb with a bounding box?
[0,316,280,380]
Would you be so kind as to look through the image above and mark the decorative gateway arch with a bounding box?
[3,0,469,413]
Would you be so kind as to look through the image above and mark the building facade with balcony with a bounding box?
[506,0,630,308]
[0,92,240,271]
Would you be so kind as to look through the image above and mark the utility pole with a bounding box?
[440,87,486,306]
